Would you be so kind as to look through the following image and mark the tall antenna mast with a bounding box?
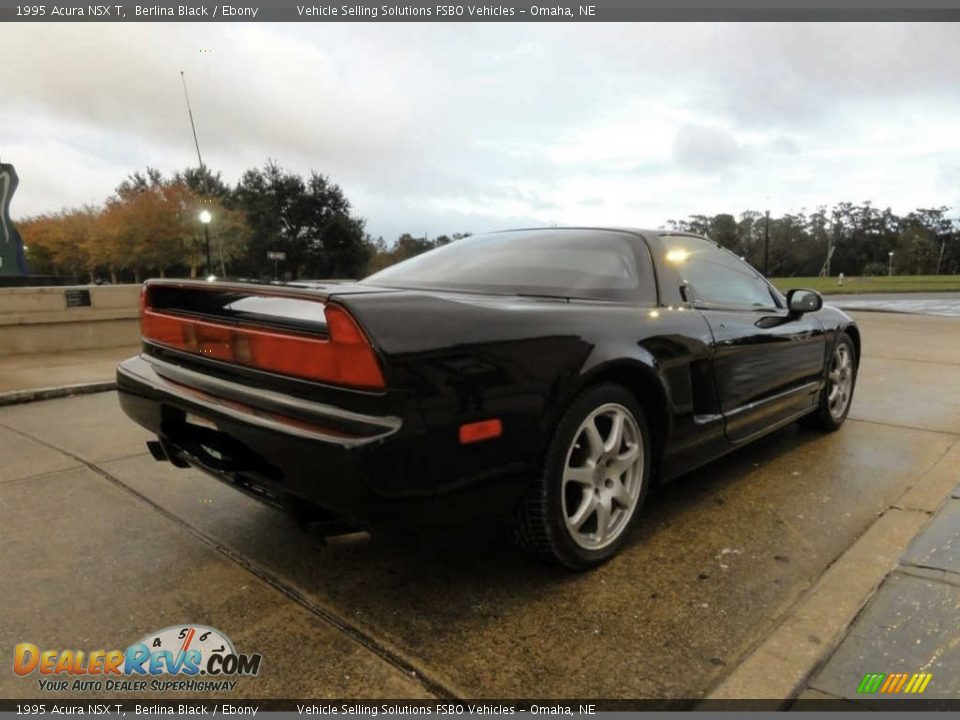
[180,71,205,172]
[180,70,213,275]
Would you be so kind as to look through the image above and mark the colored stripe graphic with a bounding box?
[893,673,909,693]
[857,673,886,693]
[904,674,919,693]
[857,672,932,694]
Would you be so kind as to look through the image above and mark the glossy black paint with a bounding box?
[116,228,859,529]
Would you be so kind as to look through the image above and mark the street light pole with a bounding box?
[203,224,211,274]
[199,210,213,277]
[888,251,894,277]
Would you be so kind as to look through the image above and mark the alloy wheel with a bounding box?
[561,403,645,550]
[828,342,854,419]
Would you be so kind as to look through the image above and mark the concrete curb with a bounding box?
[0,380,116,407]
[704,437,960,704]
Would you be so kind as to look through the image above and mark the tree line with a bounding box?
[365,232,472,274]
[667,204,959,277]
[18,164,959,283]
[18,161,469,283]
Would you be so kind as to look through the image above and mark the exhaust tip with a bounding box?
[146,440,167,462]
[147,438,191,468]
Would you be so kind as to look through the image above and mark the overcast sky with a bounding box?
[3,22,960,240]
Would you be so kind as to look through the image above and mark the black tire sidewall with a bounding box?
[542,384,651,568]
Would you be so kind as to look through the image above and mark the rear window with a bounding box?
[362,229,654,301]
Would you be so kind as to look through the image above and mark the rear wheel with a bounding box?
[804,333,858,431]
[513,384,650,569]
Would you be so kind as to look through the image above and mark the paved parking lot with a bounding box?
[1,311,958,701]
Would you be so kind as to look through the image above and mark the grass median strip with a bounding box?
[769,276,960,295]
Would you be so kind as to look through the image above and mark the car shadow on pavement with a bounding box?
[325,422,829,573]
[224,420,833,600]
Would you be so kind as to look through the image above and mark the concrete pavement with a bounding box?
[799,482,960,705]
[0,346,137,402]
[1,311,958,702]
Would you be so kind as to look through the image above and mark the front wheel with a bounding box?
[512,384,651,569]
[805,333,858,431]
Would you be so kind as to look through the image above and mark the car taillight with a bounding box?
[140,296,385,391]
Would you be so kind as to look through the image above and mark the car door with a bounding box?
[659,235,826,443]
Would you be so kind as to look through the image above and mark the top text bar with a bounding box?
[4,0,960,22]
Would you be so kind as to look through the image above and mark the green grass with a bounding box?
[769,275,960,295]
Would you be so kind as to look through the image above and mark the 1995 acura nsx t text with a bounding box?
[118,228,860,568]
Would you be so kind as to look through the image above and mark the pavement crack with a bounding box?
[847,417,960,437]
[0,464,83,487]
[0,424,456,701]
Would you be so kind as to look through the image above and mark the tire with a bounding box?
[804,333,858,432]
[512,383,651,569]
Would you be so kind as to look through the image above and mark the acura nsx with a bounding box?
[117,228,859,568]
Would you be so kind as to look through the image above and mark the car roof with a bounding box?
[485,226,708,241]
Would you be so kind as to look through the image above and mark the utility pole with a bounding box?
[763,209,770,276]
[936,239,946,275]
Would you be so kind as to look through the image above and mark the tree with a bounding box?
[103,174,195,281]
[17,213,76,276]
[232,161,368,280]
[175,166,231,199]
[708,213,738,251]
[363,231,472,275]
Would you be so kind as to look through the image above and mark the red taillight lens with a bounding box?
[140,299,385,390]
[323,305,386,390]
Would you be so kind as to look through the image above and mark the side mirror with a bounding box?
[787,288,823,315]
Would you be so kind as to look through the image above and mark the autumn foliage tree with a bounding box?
[19,169,250,282]
[18,206,100,281]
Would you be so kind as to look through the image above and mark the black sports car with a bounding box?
[117,228,859,568]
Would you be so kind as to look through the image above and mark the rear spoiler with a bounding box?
[139,280,385,390]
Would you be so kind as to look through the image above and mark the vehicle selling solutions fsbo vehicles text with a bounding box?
[295,5,522,18]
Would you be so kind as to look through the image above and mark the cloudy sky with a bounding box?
[3,22,960,240]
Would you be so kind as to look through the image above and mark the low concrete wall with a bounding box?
[0,285,140,357]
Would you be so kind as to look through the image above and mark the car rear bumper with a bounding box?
[116,355,529,528]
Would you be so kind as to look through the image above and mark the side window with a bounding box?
[661,235,777,309]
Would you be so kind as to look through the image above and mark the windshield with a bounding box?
[361,229,654,301]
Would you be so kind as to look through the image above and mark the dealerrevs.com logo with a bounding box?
[14,625,263,693]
